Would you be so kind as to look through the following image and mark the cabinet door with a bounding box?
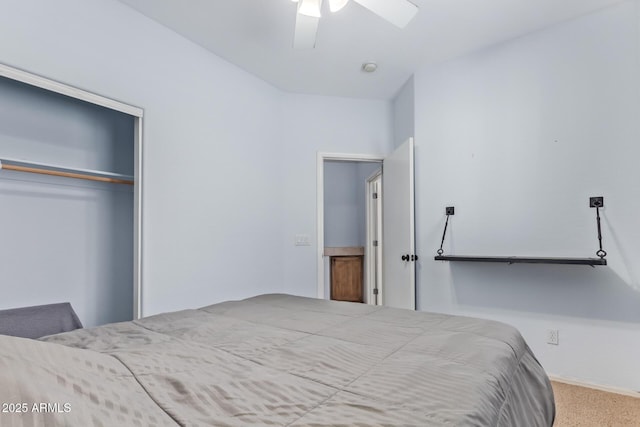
[331,256,363,303]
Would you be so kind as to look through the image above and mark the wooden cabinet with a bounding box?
[330,255,363,303]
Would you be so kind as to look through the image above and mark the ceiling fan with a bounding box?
[292,0,418,49]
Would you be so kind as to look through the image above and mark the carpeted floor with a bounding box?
[552,380,640,426]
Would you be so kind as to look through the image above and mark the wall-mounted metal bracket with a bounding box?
[589,196,606,259]
[434,198,609,265]
[436,206,455,256]
[590,196,604,208]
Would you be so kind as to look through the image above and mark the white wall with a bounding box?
[281,94,393,298]
[392,76,415,148]
[324,161,360,247]
[324,161,380,248]
[0,0,285,316]
[414,0,640,390]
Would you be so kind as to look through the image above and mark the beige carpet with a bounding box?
[552,381,640,426]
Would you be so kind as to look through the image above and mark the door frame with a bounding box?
[0,62,145,319]
[365,168,383,305]
[316,152,384,300]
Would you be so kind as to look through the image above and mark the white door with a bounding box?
[382,138,416,310]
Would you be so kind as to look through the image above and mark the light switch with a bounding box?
[295,234,311,246]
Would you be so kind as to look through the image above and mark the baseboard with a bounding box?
[549,375,640,399]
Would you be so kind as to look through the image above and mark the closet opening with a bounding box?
[0,63,143,327]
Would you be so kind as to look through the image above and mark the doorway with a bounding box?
[322,159,381,304]
[317,139,416,309]
[317,153,383,305]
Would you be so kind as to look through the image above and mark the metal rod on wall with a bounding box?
[0,158,134,186]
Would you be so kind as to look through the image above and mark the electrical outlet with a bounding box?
[546,329,559,345]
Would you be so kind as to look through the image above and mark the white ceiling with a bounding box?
[117,0,625,100]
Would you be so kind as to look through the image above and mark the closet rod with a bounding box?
[0,158,134,185]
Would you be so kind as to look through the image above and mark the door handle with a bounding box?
[401,254,410,261]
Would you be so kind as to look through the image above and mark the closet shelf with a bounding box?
[0,157,134,185]
[434,255,607,266]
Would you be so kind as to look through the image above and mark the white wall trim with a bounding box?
[0,62,143,118]
[365,169,383,305]
[317,152,384,299]
[549,375,640,399]
[133,118,143,319]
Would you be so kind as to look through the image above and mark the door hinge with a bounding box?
[373,288,379,295]
[373,192,378,199]
[373,240,378,247]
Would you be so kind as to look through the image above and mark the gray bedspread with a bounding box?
[0,302,82,339]
[0,294,555,426]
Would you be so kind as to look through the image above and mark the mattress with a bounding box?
[0,294,555,426]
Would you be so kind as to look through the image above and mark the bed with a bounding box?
[0,294,555,426]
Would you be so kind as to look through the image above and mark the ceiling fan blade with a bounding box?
[294,12,320,49]
[353,0,418,28]
[298,0,323,17]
